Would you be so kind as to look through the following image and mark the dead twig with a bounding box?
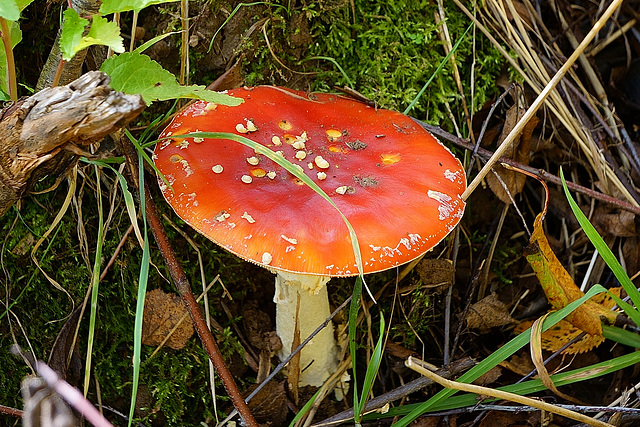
[416,120,640,216]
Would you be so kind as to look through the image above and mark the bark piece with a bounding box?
[0,71,145,216]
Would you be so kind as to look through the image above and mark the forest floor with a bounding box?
[3,0,640,426]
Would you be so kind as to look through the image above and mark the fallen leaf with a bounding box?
[515,288,620,355]
[500,352,536,377]
[465,293,516,333]
[524,213,618,336]
[244,380,288,426]
[142,288,194,350]
[594,206,636,237]
[415,258,455,290]
[486,105,538,203]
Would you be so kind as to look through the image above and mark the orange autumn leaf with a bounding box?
[525,213,618,336]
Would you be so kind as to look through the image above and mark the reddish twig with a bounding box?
[417,120,640,216]
[117,137,258,427]
[0,404,22,418]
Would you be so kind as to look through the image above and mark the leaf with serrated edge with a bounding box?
[71,16,124,58]
[100,0,179,14]
[16,0,35,11]
[101,52,242,106]
[58,9,89,61]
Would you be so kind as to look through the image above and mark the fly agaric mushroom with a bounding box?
[153,86,466,386]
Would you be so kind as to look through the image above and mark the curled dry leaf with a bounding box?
[486,105,538,204]
[142,288,195,350]
[465,293,516,333]
[525,213,619,336]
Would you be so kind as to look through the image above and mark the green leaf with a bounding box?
[59,9,89,61]
[59,11,124,61]
[0,2,19,21]
[99,0,179,14]
[356,313,385,423]
[76,15,124,56]
[101,52,243,106]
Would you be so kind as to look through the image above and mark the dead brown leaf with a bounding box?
[245,380,288,426]
[415,258,455,291]
[142,288,194,350]
[486,105,538,203]
[594,206,636,237]
[465,293,516,333]
[500,352,536,377]
[514,288,620,355]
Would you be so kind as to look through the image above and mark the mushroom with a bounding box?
[153,86,466,386]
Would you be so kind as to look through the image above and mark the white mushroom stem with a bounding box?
[273,271,338,387]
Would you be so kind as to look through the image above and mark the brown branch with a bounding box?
[416,120,640,216]
[117,136,258,427]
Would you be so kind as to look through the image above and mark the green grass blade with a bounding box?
[403,22,473,116]
[560,168,640,309]
[127,147,151,427]
[83,165,105,396]
[602,325,640,348]
[394,285,609,426]
[302,56,354,88]
[134,31,179,54]
[288,388,322,427]
[603,290,640,330]
[82,158,144,246]
[355,313,385,424]
[367,348,640,419]
[349,276,364,416]
[207,2,289,52]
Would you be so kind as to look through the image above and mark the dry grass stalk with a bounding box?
[458,0,636,205]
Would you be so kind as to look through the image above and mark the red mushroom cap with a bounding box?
[154,86,466,276]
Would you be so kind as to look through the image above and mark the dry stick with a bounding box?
[460,0,625,202]
[312,357,476,426]
[117,138,258,427]
[417,121,640,217]
[0,404,22,418]
[405,357,614,427]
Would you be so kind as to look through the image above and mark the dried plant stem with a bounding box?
[117,137,258,427]
[462,0,625,201]
[180,0,189,85]
[406,357,614,427]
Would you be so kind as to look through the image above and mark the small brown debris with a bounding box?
[415,258,455,290]
[465,293,516,333]
[142,288,194,350]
